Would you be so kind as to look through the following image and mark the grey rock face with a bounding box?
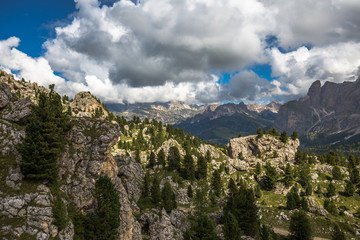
[0,83,15,109]
[2,98,33,123]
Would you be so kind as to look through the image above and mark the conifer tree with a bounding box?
[327,182,336,197]
[332,166,342,180]
[255,162,262,176]
[147,151,156,169]
[182,153,195,181]
[263,162,277,191]
[141,171,151,198]
[167,146,181,171]
[225,187,259,237]
[228,178,238,196]
[196,156,208,180]
[187,185,193,198]
[223,212,241,240]
[345,181,355,196]
[291,131,298,140]
[151,175,161,204]
[286,188,301,210]
[161,181,177,213]
[289,211,312,240]
[298,163,311,187]
[211,170,222,197]
[184,214,217,240]
[19,86,71,182]
[260,224,272,240]
[238,152,244,160]
[206,150,212,162]
[157,149,166,167]
[284,163,294,186]
[85,176,120,240]
[350,167,360,184]
[280,130,288,143]
[257,127,263,138]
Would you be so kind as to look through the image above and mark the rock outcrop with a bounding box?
[0,83,33,123]
[227,135,300,170]
[70,91,109,118]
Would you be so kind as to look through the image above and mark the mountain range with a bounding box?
[275,77,360,152]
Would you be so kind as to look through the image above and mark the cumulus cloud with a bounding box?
[0,37,66,90]
[1,0,360,104]
[262,0,360,48]
[268,42,360,100]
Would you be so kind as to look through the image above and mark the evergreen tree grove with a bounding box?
[85,175,121,240]
[19,86,71,182]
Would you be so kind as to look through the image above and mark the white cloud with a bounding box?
[1,0,360,104]
[0,37,66,90]
[268,42,360,99]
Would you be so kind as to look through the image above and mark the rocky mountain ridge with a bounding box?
[275,77,360,146]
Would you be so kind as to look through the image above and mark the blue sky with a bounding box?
[0,0,359,104]
[0,0,76,57]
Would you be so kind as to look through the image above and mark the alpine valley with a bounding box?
[1,69,360,240]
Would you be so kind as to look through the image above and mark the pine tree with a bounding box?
[332,166,342,180]
[182,154,195,181]
[161,181,177,213]
[291,131,298,140]
[298,163,311,188]
[350,167,360,184]
[260,224,272,240]
[225,188,259,237]
[257,127,263,138]
[206,150,212,162]
[289,211,312,240]
[19,86,71,182]
[141,171,151,198]
[184,214,217,240]
[284,163,294,186]
[286,188,301,210]
[157,149,166,167]
[345,181,355,197]
[187,185,193,198]
[255,162,262,176]
[151,175,161,204]
[196,156,208,180]
[147,151,156,169]
[228,178,238,196]
[238,152,244,160]
[223,212,241,240]
[327,182,336,197]
[167,146,181,171]
[280,130,288,143]
[301,197,309,211]
[85,176,121,240]
[331,224,346,240]
[263,162,277,191]
[211,170,222,197]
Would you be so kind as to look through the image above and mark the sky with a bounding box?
[1,0,360,104]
